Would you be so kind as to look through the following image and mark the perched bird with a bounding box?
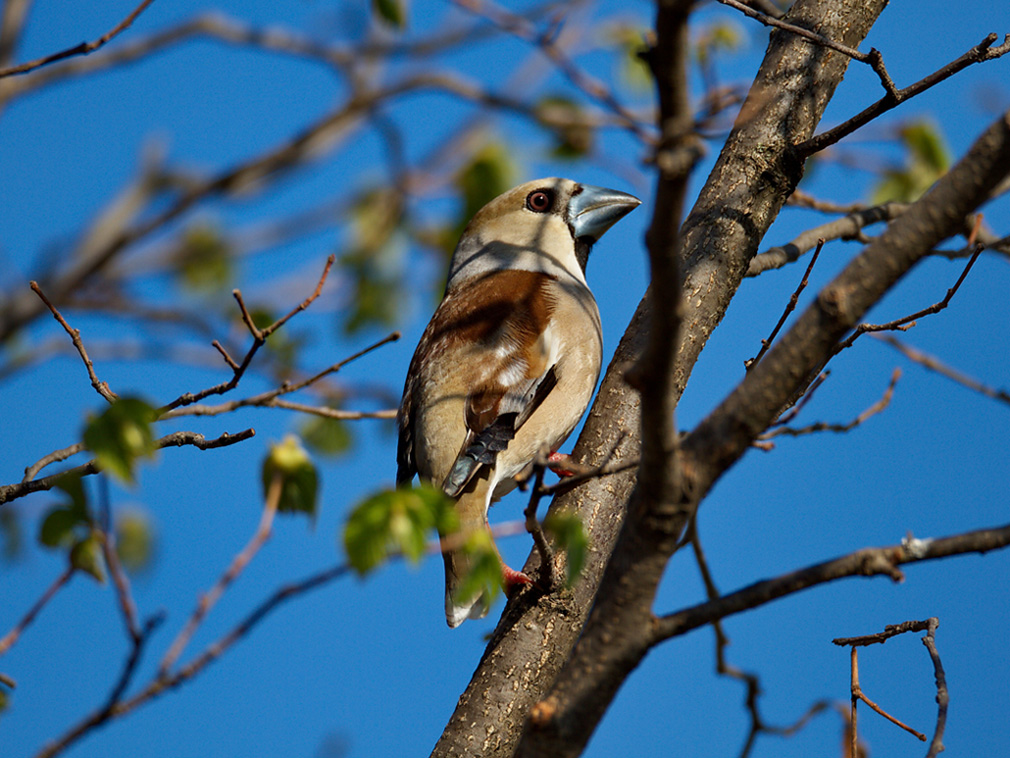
[396,177,640,627]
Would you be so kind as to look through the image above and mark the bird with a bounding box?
[396,177,640,627]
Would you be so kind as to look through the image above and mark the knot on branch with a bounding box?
[856,549,904,581]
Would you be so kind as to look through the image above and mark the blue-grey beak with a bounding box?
[569,184,641,242]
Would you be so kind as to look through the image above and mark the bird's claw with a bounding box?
[547,451,575,478]
[502,564,532,597]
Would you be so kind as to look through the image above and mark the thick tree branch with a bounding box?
[684,109,1010,504]
[515,2,889,754]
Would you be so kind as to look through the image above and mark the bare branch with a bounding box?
[158,471,282,676]
[0,429,255,506]
[451,0,655,143]
[160,331,401,420]
[758,368,900,441]
[0,567,75,656]
[835,245,983,353]
[922,619,948,758]
[716,0,900,95]
[747,203,908,277]
[30,281,118,403]
[798,33,1010,155]
[654,524,1010,643]
[160,255,338,412]
[874,334,1010,408]
[746,239,824,369]
[847,646,927,743]
[0,0,157,78]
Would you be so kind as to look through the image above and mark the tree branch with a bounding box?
[0,0,157,78]
[654,525,1010,642]
[0,429,255,506]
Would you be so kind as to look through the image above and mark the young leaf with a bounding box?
[262,435,319,520]
[38,507,82,548]
[174,222,233,292]
[82,397,157,485]
[544,512,589,587]
[116,509,156,573]
[70,533,106,584]
[373,0,407,29]
[299,415,354,457]
[343,485,454,575]
[452,529,502,608]
[54,472,88,518]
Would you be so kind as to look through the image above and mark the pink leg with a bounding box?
[502,563,532,597]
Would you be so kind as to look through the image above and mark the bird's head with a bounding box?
[445,178,640,290]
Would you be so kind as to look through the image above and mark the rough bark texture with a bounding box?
[434,1,891,756]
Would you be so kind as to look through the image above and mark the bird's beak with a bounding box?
[569,185,641,242]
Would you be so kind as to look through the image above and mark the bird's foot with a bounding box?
[547,451,575,478]
[502,564,532,598]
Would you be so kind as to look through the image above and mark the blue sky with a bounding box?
[2,1,1008,757]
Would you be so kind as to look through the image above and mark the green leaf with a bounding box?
[693,20,744,65]
[262,435,319,521]
[457,142,515,225]
[115,509,156,573]
[544,512,588,587]
[871,120,950,204]
[174,222,233,292]
[536,96,594,160]
[300,415,354,457]
[373,0,407,29]
[38,507,82,548]
[82,397,157,485]
[452,530,502,607]
[607,24,652,91]
[38,472,92,550]
[343,485,455,575]
[70,533,106,583]
[1,506,24,562]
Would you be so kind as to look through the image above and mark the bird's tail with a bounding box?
[441,485,497,628]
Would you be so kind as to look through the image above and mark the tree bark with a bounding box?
[434,1,890,756]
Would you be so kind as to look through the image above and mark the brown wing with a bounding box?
[396,269,559,494]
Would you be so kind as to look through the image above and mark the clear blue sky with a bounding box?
[2,1,1008,757]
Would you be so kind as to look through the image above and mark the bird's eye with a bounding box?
[526,190,553,213]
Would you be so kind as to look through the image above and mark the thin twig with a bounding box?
[158,471,282,677]
[689,520,829,758]
[522,455,556,590]
[654,522,1010,644]
[159,255,337,412]
[835,245,983,354]
[30,281,118,403]
[798,33,1010,155]
[770,371,829,428]
[747,203,909,277]
[922,618,948,758]
[0,567,75,656]
[100,527,142,642]
[746,240,824,369]
[873,334,1010,408]
[849,646,927,741]
[451,0,654,143]
[715,0,899,94]
[0,0,157,78]
[160,331,401,419]
[23,443,86,483]
[1,429,255,506]
[758,368,900,441]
